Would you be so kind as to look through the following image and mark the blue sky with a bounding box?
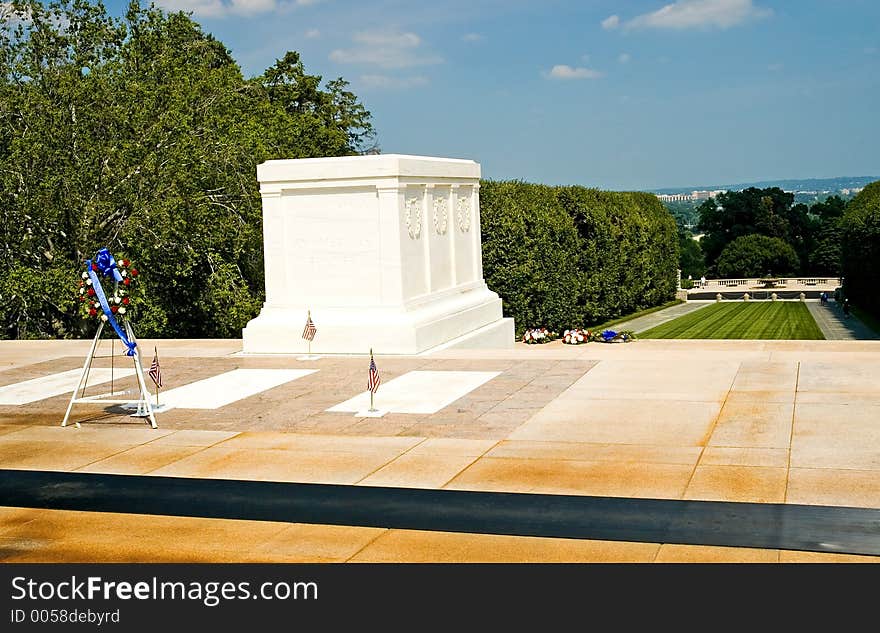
[105,1,880,190]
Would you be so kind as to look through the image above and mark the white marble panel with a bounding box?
[0,368,136,405]
[327,370,500,414]
[159,369,316,410]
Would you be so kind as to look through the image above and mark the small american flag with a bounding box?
[302,312,317,342]
[367,352,381,394]
[148,347,163,388]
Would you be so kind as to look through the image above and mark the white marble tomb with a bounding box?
[242,154,514,355]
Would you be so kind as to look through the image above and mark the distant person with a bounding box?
[700,275,706,287]
[843,299,851,318]
[820,292,828,305]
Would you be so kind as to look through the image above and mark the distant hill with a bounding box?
[653,176,877,195]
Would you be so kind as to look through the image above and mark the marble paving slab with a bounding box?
[0,368,135,405]
[159,369,317,410]
[327,370,501,415]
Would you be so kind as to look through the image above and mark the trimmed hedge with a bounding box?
[480,180,678,335]
[841,180,880,318]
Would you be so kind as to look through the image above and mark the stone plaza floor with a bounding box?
[1,337,879,562]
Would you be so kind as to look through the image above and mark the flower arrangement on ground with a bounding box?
[597,329,636,343]
[77,256,140,322]
[562,328,591,345]
[522,327,557,344]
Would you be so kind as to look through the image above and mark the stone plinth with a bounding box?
[242,154,514,354]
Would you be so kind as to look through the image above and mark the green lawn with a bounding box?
[589,299,684,330]
[640,302,825,340]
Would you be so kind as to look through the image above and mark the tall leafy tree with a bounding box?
[678,229,706,279]
[716,234,800,278]
[697,187,816,274]
[840,181,880,317]
[806,196,846,275]
[0,0,375,339]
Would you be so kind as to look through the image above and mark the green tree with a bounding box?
[662,200,700,229]
[840,181,880,318]
[678,229,706,279]
[715,234,800,278]
[0,0,374,339]
[697,187,814,274]
[807,196,846,275]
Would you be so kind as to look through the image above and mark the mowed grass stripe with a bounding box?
[641,302,824,340]
[650,302,736,338]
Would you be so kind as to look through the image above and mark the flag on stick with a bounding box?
[367,349,380,411]
[302,311,317,341]
[302,310,317,356]
[148,346,163,406]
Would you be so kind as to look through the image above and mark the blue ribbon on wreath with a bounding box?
[86,248,137,356]
[601,329,619,342]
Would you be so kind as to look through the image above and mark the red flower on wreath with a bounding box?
[130,269,138,277]
[89,308,97,316]
[111,305,118,313]
[123,278,130,286]
[123,297,130,305]
[91,264,98,271]
[87,288,95,296]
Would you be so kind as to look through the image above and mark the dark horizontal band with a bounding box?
[2,469,879,557]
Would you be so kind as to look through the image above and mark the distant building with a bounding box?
[656,193,691,202]
[691,189,726,200]
[656,189,726,203]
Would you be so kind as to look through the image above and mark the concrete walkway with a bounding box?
[608,301,713,334]
[808,302,879,340]
[3,339,880,562]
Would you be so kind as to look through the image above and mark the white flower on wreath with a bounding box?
[100,314,108,322]
[118,307,126,315]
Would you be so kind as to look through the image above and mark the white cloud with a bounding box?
[305,28,320,39]
[601,14,620,30]
[544,65,603,80]
[618,52,631,64]
[330,31,443,69]
[155,0,318,18]
[359,74,429,90]
[462,33,484,42]
[621,0,771,31]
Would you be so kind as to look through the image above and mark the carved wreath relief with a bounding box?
[433,195,449,235]
[457,194,471,232]
[404,196,422,239]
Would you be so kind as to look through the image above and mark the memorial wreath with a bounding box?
[522,327,557,344]
[562,328,591,345]
[77,254,140,322]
